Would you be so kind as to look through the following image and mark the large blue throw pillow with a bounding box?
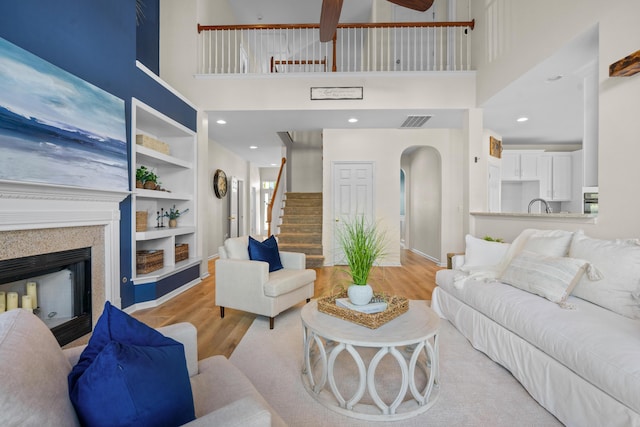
[68,302,195,427]
[248,235,283,272]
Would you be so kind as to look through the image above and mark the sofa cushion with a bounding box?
[460,234,510,273]
[0,309,80,426]
[191,355,285,426]
[69,302,195,426]
[224,236,250,260]
[249,235,283,272]
[569,231,640,319]
[71,340,195,427]
[522,229,574,257]
[264,268,316,297]
[499,250,587,304]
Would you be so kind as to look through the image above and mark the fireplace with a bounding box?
[0,180,128,347]
[0,247,92,346]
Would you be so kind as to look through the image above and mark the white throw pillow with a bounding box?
[569,231,640,319]
[522,229,574,257]
[500,251,588,304]
[224,236,250,260]
[461,234,510,273]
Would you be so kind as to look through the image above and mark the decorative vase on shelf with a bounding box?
[169,219,178,228]
[347,284,373,306]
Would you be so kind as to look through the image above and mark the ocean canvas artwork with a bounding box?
[0,37,128,191]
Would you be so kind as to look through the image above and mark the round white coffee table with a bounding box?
[301,300,440,421]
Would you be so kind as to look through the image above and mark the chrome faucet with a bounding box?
[528,198,552,213]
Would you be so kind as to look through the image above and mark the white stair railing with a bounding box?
[197,20,475,75]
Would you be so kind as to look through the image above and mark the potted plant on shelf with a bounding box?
[336,215,387,305]
[143,169,158,190]
[161,205,189,228]
[135,166,148,188]
[136,166,159,190]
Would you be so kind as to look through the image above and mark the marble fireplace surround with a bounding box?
[0,180,129,330]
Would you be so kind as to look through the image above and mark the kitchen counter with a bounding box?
[471,212,597,223]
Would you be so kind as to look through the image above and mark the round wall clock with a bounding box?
[213,169,227,198]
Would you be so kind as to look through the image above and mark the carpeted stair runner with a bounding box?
[277,192,324,268]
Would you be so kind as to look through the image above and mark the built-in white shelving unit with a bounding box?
[131,98,200,285]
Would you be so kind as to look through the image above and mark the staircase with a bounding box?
[277,192,324,268]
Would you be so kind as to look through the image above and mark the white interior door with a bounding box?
[228,176,238,237]
[332,162,374,265]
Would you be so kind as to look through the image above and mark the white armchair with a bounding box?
[215,236,316,329]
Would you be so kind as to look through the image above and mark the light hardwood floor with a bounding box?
[131,249,443,360]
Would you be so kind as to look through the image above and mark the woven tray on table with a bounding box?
[317,292,409,329]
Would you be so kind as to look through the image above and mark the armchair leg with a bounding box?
[269,317,274,330]
[220,307,225,319]
[306,298,311,303]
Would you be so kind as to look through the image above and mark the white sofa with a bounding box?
[216,236,316,329]
[432,230,640,427]
[0,308,286,426]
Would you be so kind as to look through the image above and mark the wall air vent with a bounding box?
[400,115,432,128]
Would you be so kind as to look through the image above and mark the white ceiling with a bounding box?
[206,1,599,166]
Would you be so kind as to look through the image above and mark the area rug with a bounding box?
[229,302,561,426]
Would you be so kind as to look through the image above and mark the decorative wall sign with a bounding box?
[310,87,363,100]
[0,37,128,191]
[489,136,502,159]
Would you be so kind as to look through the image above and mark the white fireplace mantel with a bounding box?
[0,180,130,308]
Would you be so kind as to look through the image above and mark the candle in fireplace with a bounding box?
[21,295,33,312]
[26,282,38,308]
[7,292,18,310]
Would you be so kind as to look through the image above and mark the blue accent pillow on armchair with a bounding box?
[248,235,283,272]
[68,302,195,427]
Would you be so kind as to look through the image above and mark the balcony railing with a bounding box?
[197,20,475,75]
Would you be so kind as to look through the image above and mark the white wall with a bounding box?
[206,138,257,258]
[291,148,322,192]
[470,0,640,240]
[323,128,465,267]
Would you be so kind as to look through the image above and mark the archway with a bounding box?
[400,146,442,263]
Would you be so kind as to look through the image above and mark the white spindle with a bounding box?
[467,26,471,71]
[439,27,443,71]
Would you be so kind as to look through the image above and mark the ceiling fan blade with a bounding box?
[386,0,434,12]
[319,0,343,42]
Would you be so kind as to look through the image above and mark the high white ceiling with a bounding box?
[206,1,599,167]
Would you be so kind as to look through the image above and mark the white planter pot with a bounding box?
[348,284,373,306]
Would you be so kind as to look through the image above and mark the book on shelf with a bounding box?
[335,298,387,314]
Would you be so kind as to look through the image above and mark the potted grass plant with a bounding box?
[337,215,387,305]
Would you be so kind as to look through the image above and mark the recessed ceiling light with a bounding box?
[249,145,258,149]
[216,119,226,125]
[516,117,529,122]
[348,118,358,123]
[270,163,278,166]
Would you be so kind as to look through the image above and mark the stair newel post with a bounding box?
[267,157,286,237]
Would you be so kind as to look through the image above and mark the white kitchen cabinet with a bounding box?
[130,98,200,284]
[501,151,542,181]
[539,153,572,201]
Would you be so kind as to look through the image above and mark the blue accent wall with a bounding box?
[0,0,198,308]
[137,0,160,75]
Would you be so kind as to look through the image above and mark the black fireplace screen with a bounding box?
[0,247,91,346]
